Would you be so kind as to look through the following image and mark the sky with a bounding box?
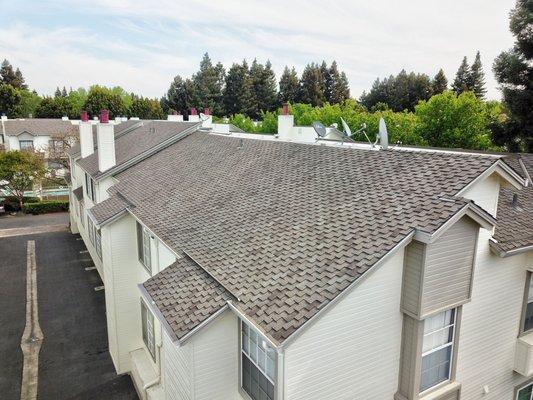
[0,0,517,101]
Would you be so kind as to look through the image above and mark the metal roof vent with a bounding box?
[149,127,156,133]
[512,193,522,210]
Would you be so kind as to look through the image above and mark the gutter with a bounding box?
[489,238,533,258]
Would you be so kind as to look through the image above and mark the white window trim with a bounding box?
[420,309,457,394]
[137,222,152,274]
[141,300,156,361]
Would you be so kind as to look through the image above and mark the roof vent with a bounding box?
[512,193,520,209]
[149,126,156,133]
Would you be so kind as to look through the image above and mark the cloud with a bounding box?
[0,0,517,99]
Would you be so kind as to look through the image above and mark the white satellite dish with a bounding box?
[379,117,389,150]
[312,121,327,138]
[199,113,209,121]
[340,117,352,138]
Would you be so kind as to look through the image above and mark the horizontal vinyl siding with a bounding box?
[192,311,240,400]
[461,173,500,217]
[402,241,424,315]
[398,315,419,397]
[421,217,478,315]
[456,228,531,400]
[284,248,405,400]
[163,331,193,400]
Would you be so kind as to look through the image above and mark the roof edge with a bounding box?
[138,283,179,342]
[489,239,533,258]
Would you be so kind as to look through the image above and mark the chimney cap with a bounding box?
[100,109,109,123]
[204,108,210,116]
[282,103,289,115]
[190,107,197,115]
[80,111,88,122]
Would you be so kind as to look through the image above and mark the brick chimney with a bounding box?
[79,111,94,158]
[96,110,116,172]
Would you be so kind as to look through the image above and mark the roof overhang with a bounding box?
[456,159,526,196]
[414,202,496,244]
[489,239,533,258]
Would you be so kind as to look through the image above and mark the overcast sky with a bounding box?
[0,0,517,100]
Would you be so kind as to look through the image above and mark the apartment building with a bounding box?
[69,107,533,400]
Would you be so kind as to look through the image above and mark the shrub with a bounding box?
[2,196,41,212]
[23,200,69,215]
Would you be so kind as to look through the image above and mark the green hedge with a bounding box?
[2,196,41,212]
[23,201,69,215]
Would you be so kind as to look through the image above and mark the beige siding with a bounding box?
[461,173,500,217]
[397,315,422,398]
[421,217,478,316]
[401,241,425,315]
[163,331,193,400]
[455,228,531,400]
[284,248,405,400]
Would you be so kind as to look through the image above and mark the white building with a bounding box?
[69,108,533,400]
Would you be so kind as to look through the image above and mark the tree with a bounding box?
[1,60,17,87]
[0,84,22,117]
[83,85,126,119]
[223,61,255,116]
[432,69,448,94]
[13,68,27,90]
[0,151,46,209]
[327,61,350,104]
[493,0,533,152]
[278,66,299,105]
[129,95,165,119]
[415,91,492,150]
[35,96,74,118]
[299,63,326,106]
[162,75,196,115]
[54,87,62,98]
[192,53,225,115]
[67,88,88,118]
[452,56,471,95]
[13,90,41,118]
[248,59,277,118]
[469,51,487,99]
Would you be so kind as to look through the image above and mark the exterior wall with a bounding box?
[284,248,405,400]
[420,217,478,316]
[163,310,241,400]
[461,173,501,217]
[455,228,532,400]
[98,177,115,202]
[401,241,425,316]
[8,133,51,154]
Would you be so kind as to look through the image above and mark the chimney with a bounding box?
[167,111,183,122]
[201,107,212,128]
[277,103,294,140]
[79,111,94,158]
[189,107,200,122]
[62,116,69,121]
[96,110,116,172]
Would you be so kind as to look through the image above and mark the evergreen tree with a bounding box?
[469,51,487,99]
[61,86,68,97]
[299,63,326,106]
[493,0,533,152]
[192,53,225,115]
[54,87,62,98]
[248,59,277,118]
[0,60,17,87]
[223,61,254,116]
[162,75,196,115]
[452,56,471,95]
[278,66,299,105]
[261,60,277,112]
[0,84,22,117]
[328,61,350,104]
[432,69,448,94]
[13,68,27,90]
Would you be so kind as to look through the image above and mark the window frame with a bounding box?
[19,139,34,151]
[520,272,533,335]
[419,308,457,394]
[137,222,152,274]
[140,300,156,362]
[239,319,277,400]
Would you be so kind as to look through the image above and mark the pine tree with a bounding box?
[0,60,17,87]
[432,69,448,94]
[327,61,350,104]
[452,57,471,95]
[469,51,486,99]
[261,60,277,112]
[493,0,533,152]
[54,87,62,98]
[61,86,68,97]
[192,53,225,115]
[13,68,27,90]
[223,61,255,116]
[299,63,326,106]
[278,67,299,105]
[162,75,196,115]
[248,59,277,118]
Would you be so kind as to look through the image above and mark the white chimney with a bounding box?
[277,103,294,140]
[62,116,69,121]
[201,108,212,128]
[79,111,94,158]
[167,113,184,122]
[188,107,200,122]
[96,110,116,172]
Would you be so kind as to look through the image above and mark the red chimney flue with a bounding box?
[190,107,197,116]
[282,103,289,115]
[80,111,88,122]
[204,108,210,116]
[100,109,109,123]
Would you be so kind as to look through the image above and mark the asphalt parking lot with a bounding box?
[0,213,138,399]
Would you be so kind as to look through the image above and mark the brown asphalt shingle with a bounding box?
[3,119,76,137]
[89,194,131,225]
[97,132,500,343]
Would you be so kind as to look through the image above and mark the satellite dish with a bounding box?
[340,117,351,138]
[199,113,208,121]
[312,121,327,138]
[379,117,389,150]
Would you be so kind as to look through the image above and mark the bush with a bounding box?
[2,196,41,212]
[23,200,69,215]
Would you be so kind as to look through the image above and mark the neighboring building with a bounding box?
[69,107,533,400]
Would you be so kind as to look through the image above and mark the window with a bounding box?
[241,320,276,400]
[523,274,533,333]
[20,140,34,151]
[518,382,533,400]
[95,228,102,259]
[84,173,96,203]
[141,300,156,361]
[420,309,456,392]
[79,203,85,227]
[137,222,151,273]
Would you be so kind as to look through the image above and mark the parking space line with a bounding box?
[79,250,88,254]
[94,286,105,292]
[85,266,96,271]
[20,240,43,400]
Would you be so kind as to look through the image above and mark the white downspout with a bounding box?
[143,315,164,393]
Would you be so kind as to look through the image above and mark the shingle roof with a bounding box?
[101,132,499,344]
[72,186,83,201]
[493,154,533,254]
[3,119,76,137]
[89,194,131,225]
[143,256,232,340]
[77,121,197,177]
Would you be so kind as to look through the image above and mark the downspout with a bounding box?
[143,315,164,393]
